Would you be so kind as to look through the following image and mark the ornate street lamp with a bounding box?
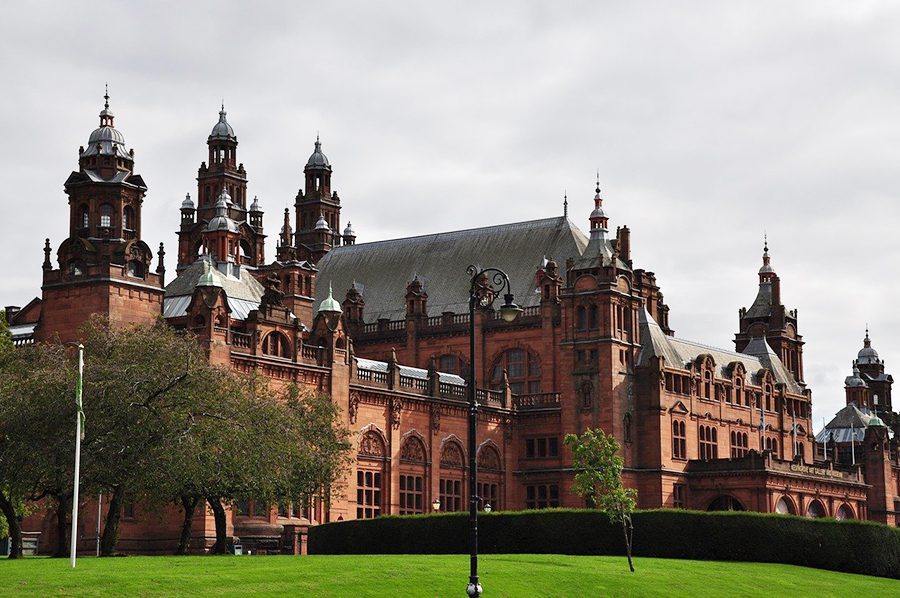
[465,265,522,598]
[432,497,441,512]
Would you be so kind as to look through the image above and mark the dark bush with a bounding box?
[308,509,900,579]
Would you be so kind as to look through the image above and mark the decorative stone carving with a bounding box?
[359,430,385,458]
[430,403,441,435]
[390,398,402,429]
[503,417,513,444]
[348,391,360,425]
[440,442,465,469]
[477,445,502,471]
[400,436,426,463]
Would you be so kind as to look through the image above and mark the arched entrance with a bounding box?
[774,496,795,515]
[707,495,745,512]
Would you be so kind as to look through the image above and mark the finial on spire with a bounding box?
[764,231,768,254]
[563,190,568,217]
[865,324,870,341]
[595,169,600,195]
[104,83,109,110]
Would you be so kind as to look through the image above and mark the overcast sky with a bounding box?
[1,1,898,427]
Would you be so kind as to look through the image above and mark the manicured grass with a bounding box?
[1,554,898,597]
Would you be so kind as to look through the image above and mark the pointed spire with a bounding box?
[758,233,776,280]
[595,169,601,196]
[588,175,608,240]
[104,83,109,110]
[864,325,871,348]
[563,190,568,217]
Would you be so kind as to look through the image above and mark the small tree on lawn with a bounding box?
[564,428,637,572]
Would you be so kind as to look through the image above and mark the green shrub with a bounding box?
[308,509,900,579]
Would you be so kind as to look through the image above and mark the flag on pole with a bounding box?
[791,402,797,458]
[76,343,85,441]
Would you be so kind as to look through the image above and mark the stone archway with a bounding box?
[707,495,745,512]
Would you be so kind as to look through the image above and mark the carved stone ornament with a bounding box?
[477,446,502,471]
[390,398,402,430]
[440,442,465,468]
[503,416,513,444]
[400,436,426,463]
[430,404,441,435]
[348,391,360,425]
[358,430,385,458]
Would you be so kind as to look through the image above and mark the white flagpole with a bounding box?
[70,343,84,568]
[850,423,856,465]
[759,395,765,450]
[822,417,827,460]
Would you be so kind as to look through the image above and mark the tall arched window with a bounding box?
[99,203,113,228]
[491,348,541,394]
[357,430,386,519]
[703,370,713,399]
[80,205,89,229]
[439,440,465,512]
[477,444,503,511]
[588,305,598,330]
[575,306,586,330]
[262,332,291,358]
[399,435,427,515]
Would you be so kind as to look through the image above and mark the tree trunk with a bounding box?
[0,490,23,559]
[622,515,634,572]
[52,493,70,558]
[100,486,125,557]
[206,496,229,555]
[176,495,198,555]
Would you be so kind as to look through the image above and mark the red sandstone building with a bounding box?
[6,96,899,553]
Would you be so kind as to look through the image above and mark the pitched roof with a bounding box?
[163,257,266,321]
[637,306,803,393]
[315,216,589,321]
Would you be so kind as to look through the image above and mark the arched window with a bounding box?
[68,260,85,277]
[806,499,826,518]
[262,332,291,358]
[399,436,427,515]
[588,305,598,330]
[491,348,541,395]
[357,430,387,519]
[99,203,113,228]
[477,444,503,511]
[730,431,749,458]
[836,504,854,520]
[575,306,586,330]
[672,420,686,460]
[80,205,89,229]
[439,440,465,513]
[703,370,713,399]
[775,496,795,515]
[438,354,468,377]
[764,383,773,411]
[123,206,135,230]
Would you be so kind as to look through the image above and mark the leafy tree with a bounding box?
[0,341,76,558]
[564,428,637,572]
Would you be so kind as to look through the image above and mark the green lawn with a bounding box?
[1,554,897,597]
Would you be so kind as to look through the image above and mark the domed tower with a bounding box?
[735,238,804,384]
[295,136,343,258]
[177,105,265,270]
[853,328,892,413]
[39,90,164,342]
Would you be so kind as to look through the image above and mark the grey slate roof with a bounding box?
[356,357,465,386]
[815,404,876,444]
[637,306,803,393]
[744,282,772,318]
[315,216,589,322]
[163,257,266,321]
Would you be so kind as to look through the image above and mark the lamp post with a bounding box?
[432,497,441,513]
[465,265,522,598]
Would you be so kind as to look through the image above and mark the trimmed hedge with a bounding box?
[308,509,900,579]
